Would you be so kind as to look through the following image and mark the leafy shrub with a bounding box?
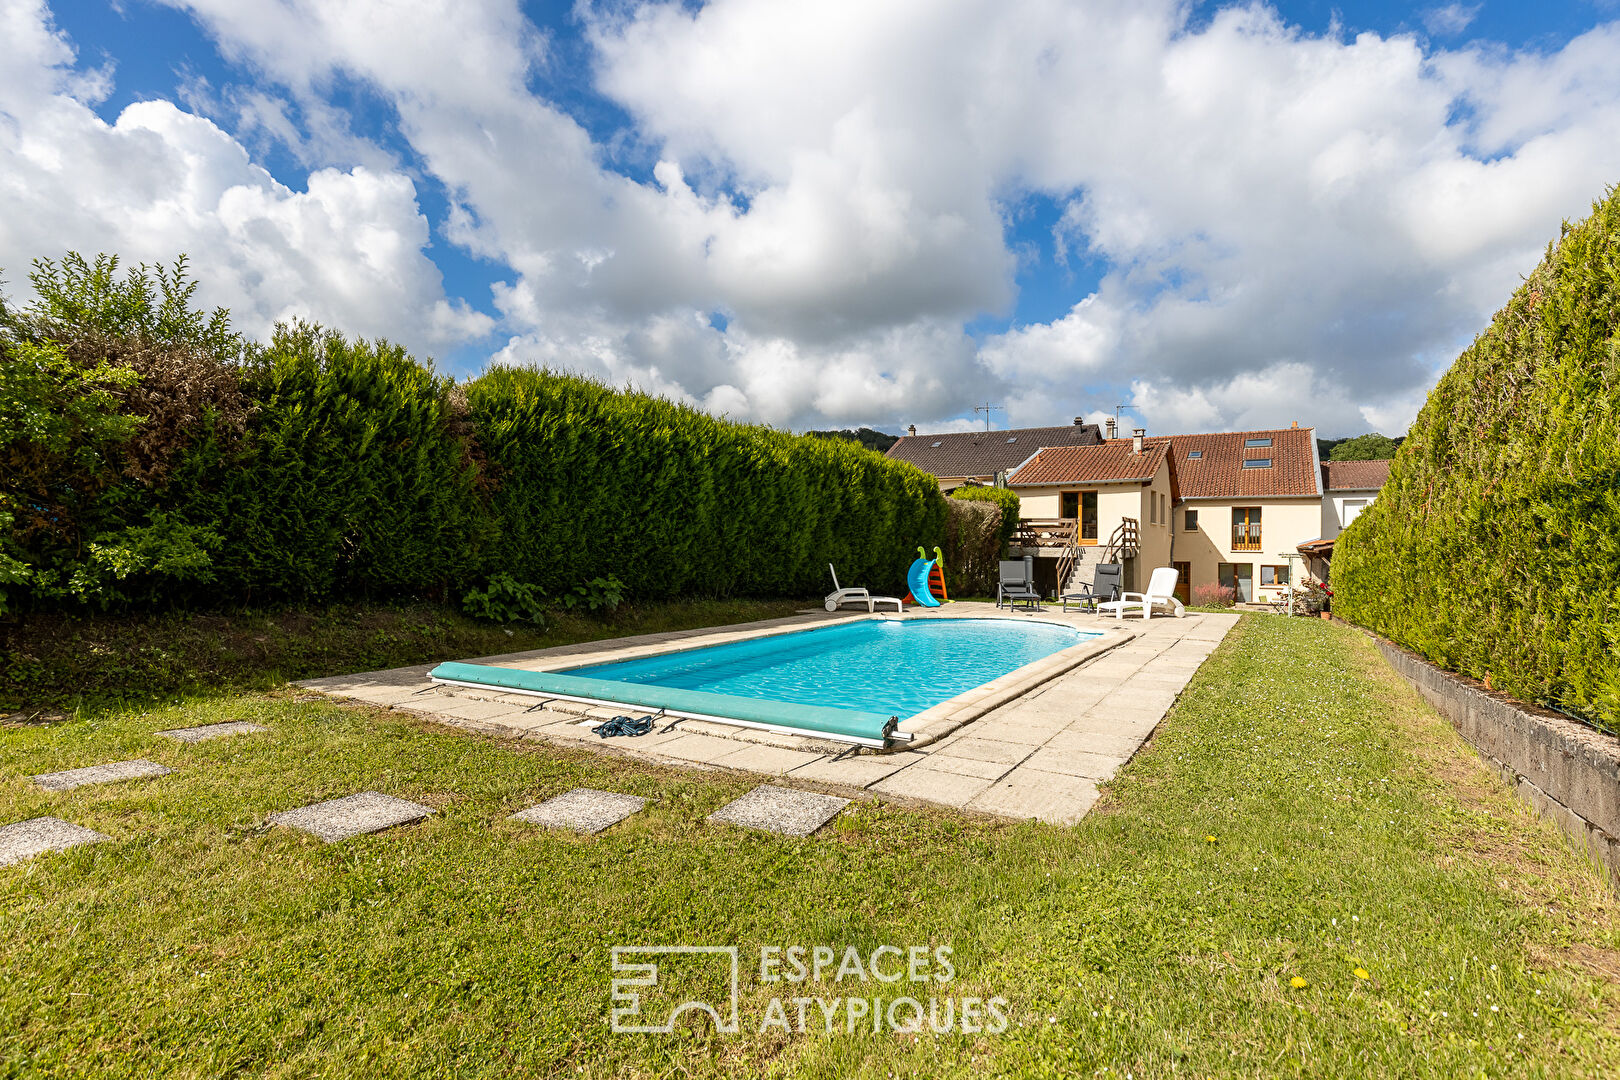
[1191,583,1236,608]
[949,485,1021,551]
[1334,187,1620,732]
[462,573,547,625]
[560,575,625,613]
[940,499,1003,595]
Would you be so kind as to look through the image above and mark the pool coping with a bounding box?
[427,610,1134,752]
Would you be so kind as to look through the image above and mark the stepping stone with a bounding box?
[33,759,171,792]
[268,792,434,844]
[708,785,850,837]
[0,817,110,866]
[510,788,647,834]
[156,721,268,743]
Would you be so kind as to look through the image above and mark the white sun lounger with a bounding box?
[1097,566,1186,620]
[825,564,903,613]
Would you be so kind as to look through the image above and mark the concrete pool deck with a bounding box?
[298,603,1240,825]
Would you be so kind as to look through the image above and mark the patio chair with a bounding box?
[997,556,1042,612]
[824,564,903,613]
[1061,562,1122,613]
[1097,566,1186,621]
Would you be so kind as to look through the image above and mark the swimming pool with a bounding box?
[429,617,1100,748]
[568,619,1089,715]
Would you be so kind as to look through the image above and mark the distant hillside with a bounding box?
[805,427,900,453]
[1317,433,1404,461]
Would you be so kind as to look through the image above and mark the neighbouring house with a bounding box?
[884,417,1103,490]
[1006,423,1325,605]
[1298,458,1394,583]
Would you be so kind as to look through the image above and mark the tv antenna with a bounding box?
[1114,403,1132,425]
[974,402,1003,431]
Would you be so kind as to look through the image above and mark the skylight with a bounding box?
[931,440,943,447]
[1244,438,1272,448]
[1188,450,1203,459]
[1006,436,1017,443]
[1243,458,1272,469]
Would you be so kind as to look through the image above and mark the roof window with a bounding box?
[930,440,943,447]
[1243,458,1272,469]
[1187,450,1203,460]
[1006,436,1017,443]
[1244,437,1272,448]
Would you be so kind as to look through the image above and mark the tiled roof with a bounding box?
[1322,459,1392,491]
[1008,438,1170,486]
[885,422,1102,478]
[1168,427,1321,499]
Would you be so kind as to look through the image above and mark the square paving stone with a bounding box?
[966,769,1100,825]
[0,817,110,866]
[156,721,268,743]
[510,788,647,834]
[269,792,435,843]
[33,759,171,792]
[708,785,849,836]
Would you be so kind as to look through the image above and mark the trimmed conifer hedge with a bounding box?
[1,256,946,613]
[1333,188,1620,732]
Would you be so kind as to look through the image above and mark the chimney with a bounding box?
[907,424,917,437]
[1132,427,1145,454]
[1073,416,1084,426]
[1291,420,1298,429]
[1105,417,1117,440]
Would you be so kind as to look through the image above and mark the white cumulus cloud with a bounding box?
[0,0,490,355]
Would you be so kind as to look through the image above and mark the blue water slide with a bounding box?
[906,557,942,607]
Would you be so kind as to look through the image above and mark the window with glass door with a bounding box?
[1232,506,1261,550]
[1060,490,1099,542]
[1218,562,1254,603]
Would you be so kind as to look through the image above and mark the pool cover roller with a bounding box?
[427,661,900,745]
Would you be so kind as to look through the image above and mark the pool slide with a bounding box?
[904,548,943,607]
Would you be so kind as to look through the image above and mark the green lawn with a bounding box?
[3,616,1618,1077]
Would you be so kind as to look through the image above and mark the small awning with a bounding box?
[1296,537,1335,556]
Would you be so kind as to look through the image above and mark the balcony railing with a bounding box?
[1232,526,1262,551]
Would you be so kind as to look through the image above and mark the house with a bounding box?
[1299,458,1394,582]
[1165,427,1323,605]
[1005,428,1173,595]
[1321,459,1392,539]
[884,417,1103,491]
[1007,424,1325,605]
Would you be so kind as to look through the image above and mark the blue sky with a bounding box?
[7,1,1620,436]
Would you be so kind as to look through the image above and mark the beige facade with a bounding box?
[1171,497,1321,604]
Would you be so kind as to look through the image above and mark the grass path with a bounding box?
[2,617,1618,1077]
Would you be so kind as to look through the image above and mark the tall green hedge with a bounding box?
[1,255,946,612]
[1334,187,1620,732]
[464,366,943,599]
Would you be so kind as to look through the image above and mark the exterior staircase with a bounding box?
[1058,517,1141,594]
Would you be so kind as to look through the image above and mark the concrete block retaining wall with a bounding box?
[1369,634,1620,886]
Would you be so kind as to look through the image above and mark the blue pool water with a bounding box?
[563,618,1097,719]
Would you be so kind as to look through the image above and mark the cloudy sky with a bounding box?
[3,1,1618,437]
